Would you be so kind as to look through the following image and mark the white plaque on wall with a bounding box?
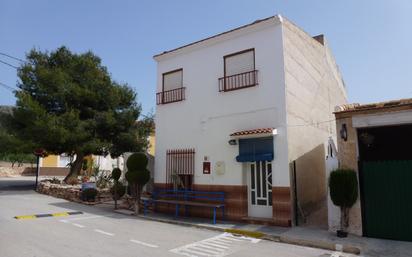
[215,161,225,175]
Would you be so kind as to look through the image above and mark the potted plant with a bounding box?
[329,168,358,237]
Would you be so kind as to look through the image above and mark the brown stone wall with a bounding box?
[272,186,292,226]
[153,183,247,221]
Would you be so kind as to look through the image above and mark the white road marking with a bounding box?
[64,215,109,221]
[130,239,159,248]
[94,229,114,236]
[59,219,69,223]
[170,232,259,257]
[72,223,84,228]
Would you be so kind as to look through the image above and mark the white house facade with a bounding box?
[154,15,347,226]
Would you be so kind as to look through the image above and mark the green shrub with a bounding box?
[329,168,358,231]
[125,153,150,215]
[110,182,126,200]
[82,188,98,202]
[111,168,122,181]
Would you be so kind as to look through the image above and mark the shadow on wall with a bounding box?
[293,144,328,229]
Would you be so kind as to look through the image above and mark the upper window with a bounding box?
[157,69,185,105]
[163,69,183,91]
[219,49,258,92]
[225,49,255,76]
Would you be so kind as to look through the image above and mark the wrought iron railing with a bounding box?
[156,87,185,105]
[218,70,258,92]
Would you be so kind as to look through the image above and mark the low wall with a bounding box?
[37,181,112,203]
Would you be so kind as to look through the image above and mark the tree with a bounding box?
[125,153,150,215]
[329,168,358,236]
[2,46,150,181]
[111,167,122,209]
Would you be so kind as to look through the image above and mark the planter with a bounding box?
[337,230,348,238]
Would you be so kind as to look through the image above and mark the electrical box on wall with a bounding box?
[215,161,225,175]
[203,161,211,174]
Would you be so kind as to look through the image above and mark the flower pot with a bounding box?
[337,230,348,238]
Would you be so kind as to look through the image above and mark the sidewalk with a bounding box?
[112,208,412,257]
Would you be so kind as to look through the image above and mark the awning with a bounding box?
[235,137,274,162]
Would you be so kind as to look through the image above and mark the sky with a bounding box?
[0,0,411,116]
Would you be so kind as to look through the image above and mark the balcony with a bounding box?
[219,70,258,92]
[156,87,186,105]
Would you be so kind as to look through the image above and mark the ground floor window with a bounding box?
[166,148,195,190]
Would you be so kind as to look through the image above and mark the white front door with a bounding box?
[247,161,273,218]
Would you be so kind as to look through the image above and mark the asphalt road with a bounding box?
[0,177,351,257]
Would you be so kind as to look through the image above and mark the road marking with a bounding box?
[170,232,260,257]
[94,229,114,236]
[59,220,69,223]
[14,215,36,220]
[72,223,85,228]
[130,239,159,248]
[63,214,112,221]
[15,211,83,220]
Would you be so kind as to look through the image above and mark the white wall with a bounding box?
[154,18,290,187]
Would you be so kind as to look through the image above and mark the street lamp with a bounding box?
[33,148,46,190]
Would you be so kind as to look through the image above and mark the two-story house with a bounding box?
[153,15,347,226]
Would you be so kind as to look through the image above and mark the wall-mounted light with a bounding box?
[340,124,348,142]
[228,139,237,145]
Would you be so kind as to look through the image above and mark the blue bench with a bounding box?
[143,189,225,224]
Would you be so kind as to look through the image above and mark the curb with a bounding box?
[113,211,361,255]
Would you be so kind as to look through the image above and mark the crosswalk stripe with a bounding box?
[201,241,229,249]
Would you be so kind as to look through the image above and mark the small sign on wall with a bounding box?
[203,161,211,174]
[215,161,225,175]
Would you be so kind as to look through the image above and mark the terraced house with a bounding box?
[153,15,347,226]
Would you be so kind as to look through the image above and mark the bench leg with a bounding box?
[175,204,179,218]
[213,207,216,224]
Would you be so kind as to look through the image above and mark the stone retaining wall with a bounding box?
[37,181,112,204]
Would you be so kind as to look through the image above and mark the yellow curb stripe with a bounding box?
[15,211,82,220]
[52,212,70,217]
[14,215,37,220]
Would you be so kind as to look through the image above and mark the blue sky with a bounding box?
[0,0,411,115]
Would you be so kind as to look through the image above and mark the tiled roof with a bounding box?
[335,98,412,114]
[230,128,274,137]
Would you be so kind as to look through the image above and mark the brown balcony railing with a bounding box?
[156,87,186,105]
[219,70,258,92]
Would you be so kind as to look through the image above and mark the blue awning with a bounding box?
[235,137,274,163]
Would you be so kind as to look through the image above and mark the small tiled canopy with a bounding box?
[230,128,274,137]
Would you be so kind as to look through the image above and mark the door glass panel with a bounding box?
[262,161,267,198]
[251,164,255,190]
[257,199,267,206]
[268,192,272,206]
[251,191,256,205]
[256,161,261,198]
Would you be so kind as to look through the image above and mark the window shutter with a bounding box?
[163,70,183,91]
[225,50,254,76]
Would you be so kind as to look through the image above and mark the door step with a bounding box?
[241,216,277,226]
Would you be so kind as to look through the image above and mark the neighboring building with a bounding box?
[332,98,412,241]
[154,15,347,226]
[147,131,156,156]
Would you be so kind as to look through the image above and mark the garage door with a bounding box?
[361,160,412,241]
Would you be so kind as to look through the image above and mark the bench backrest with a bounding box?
[153,189,225,203]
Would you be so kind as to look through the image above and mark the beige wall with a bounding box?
[335,115,362,235]
[282,19,348,226]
